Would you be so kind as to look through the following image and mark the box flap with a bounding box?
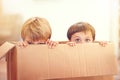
[0,42,15,59]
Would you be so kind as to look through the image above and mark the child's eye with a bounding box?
[75,39,81,43]
[85,39,91,42]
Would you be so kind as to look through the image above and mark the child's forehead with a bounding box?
[24,36,38,42]
[24,36,32,41]
[72,31,92,36]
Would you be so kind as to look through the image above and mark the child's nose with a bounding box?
[80,40,85,43]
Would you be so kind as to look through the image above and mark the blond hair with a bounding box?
[21,17,51,41]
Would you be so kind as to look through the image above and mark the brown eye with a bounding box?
[85,39,91,42]
[75,39,81,43]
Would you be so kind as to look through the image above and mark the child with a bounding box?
[66,22,106,46]
[18,17,58,48]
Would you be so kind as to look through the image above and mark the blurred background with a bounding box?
[0,0,120,80]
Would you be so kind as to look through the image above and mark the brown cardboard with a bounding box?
[0,42,118,80]
[48,76,114,80]
[0,42,15,60]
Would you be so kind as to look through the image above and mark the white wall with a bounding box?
[2,0,119,54]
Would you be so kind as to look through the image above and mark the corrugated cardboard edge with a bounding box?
[0,42,15,60]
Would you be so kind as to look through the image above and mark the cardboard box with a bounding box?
[0,42,118,80]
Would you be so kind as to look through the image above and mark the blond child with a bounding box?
[66,22,106,46]
[18,17,58,48]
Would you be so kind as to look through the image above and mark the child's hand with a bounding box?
[98,41,107,47]
[46,39,59,48]
[16,41,28,47]
[67,41,76,47]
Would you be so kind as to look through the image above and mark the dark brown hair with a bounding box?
[67,22,95,41]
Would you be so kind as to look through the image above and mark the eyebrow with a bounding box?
[72,35,81,38]
[85,36,92,38]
